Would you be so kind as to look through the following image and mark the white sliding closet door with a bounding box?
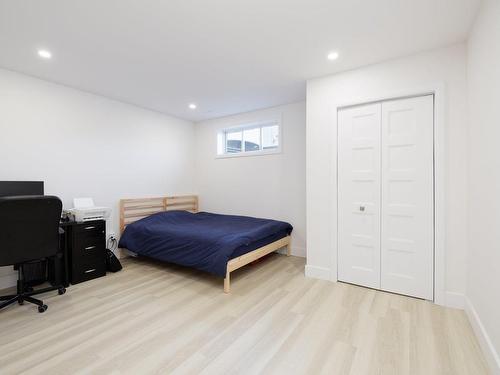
[380,95,434,300]
[338,103,381,289]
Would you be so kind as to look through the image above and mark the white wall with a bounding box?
[0,68,195,289]
[466,0,500,372]
[194,102,306,256]
[306,44,468,305]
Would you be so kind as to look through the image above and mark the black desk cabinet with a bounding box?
[66,220,107,284]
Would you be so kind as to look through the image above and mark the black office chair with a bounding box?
[0,196,66,313]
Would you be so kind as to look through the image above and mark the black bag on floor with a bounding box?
[106,249,122,272]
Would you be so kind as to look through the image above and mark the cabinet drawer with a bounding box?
[73,244,106,264]
[73,235,105,256]
[72,265,106,284]
[71,257,106,284]
[74,222,105,236]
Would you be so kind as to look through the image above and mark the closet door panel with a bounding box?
[380,95,434,300]
[338,103,381,289]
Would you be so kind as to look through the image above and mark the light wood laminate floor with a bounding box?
[0,255,489,375]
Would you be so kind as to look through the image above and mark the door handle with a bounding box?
[359,205,366,212]
[85,246,96,251]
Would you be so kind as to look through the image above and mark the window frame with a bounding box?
[216,118,282,158]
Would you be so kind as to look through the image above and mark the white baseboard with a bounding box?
[445,291,465,309]
[304,264,332,281]
[465,297,500,375]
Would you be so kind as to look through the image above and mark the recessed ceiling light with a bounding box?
[37,49,52,59]
[189,103,197,110]
[327,51,339,61]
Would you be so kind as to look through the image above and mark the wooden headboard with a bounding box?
[119,195,198,234]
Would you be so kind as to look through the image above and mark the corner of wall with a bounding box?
[444,291,466,309]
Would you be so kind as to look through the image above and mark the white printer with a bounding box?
[67,197,111,222]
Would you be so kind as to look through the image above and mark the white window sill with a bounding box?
[216,148,282,159]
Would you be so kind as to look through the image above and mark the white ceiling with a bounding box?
[0,0,480,121]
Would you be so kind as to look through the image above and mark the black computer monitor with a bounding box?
[0,181,44,197]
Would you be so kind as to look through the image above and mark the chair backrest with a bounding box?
[0,195,62,266]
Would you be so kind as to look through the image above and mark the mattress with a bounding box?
[118,211,293,277]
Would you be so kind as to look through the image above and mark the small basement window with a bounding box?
[217,119,281,157]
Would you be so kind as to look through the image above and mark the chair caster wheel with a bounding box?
[38,305,48,313]
[18,299,24,305]
[58,287,66,295]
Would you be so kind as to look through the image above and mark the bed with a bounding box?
[118,195,292,293]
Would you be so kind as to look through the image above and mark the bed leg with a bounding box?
[286,236,292,256]
[224,272,230,294]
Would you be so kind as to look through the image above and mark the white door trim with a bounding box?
[330,83,446,306]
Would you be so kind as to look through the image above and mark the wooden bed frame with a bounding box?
[119,195,291,293]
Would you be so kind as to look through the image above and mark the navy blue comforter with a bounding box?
[118,211,293,277]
